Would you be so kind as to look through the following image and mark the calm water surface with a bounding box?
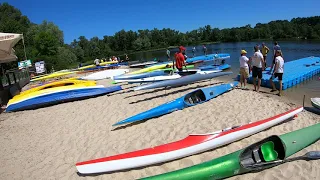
[129,41,320,106]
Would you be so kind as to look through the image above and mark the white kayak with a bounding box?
[311,97,320,109]
[115,70,221,83]
[81,69,129,80]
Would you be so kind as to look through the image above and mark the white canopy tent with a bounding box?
[0,32,25,63]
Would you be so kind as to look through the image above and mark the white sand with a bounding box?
[0,78,319,180]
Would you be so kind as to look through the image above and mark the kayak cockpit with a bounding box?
[184,90,206,105]
[240,135,286,171]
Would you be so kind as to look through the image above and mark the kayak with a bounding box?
[311,97,320,109]
[76,107,303,174]
[6,79,122,112]
[129,64,194,75]
[129,61,158,68]
[126,70,222,84]
[80,69,129,80]
[30,71,75,82]
[77,61,119,70]
[142,121,320,180]
[113,82,238,126]
[199,64,231,71]
[186,53,231,64]
[134,71,233,91]
[112,65,195,81]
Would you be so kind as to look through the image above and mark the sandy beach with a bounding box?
[0,76,319,180]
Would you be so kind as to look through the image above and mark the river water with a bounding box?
[128,41,320,106]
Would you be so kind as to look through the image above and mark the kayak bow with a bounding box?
[113,82,238,126]
[142,122,320,180]
[76,107,303,174]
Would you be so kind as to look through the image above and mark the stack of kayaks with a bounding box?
[80,69,129,80]
[6,79,122,112]
[113,82,238,126]
[76,107,304,174]
[134,71,233,91]
[141,122,320,180]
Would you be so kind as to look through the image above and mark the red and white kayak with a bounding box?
[76,107,303,174]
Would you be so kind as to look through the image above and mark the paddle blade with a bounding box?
[305,151,320,160]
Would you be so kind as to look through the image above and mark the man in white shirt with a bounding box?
[239,50,249,89]
[270,50,284,96]
[251,45,265,92]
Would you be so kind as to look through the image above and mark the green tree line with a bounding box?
[1,2,320,71]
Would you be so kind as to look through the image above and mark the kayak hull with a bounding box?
[311,98,320,109]
[76,107,303,174]
[199,64,231,71]
[126,70,221,84]
[134,71,233,91]
[81,69,129,80]
[113,82,238,126]
[142,120,319,180]
[6,85,122,112]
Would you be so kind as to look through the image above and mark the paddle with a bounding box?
[248,151,320,168]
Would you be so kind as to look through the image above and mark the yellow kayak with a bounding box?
[77,61,119,70]
[10,79,96,105]
[30,71,75,82]
[128,63,173,75]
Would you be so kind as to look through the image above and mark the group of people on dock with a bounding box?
[239,42,284,96]
[92,55,130,66]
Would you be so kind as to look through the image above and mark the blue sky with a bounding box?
[6,0,320,43]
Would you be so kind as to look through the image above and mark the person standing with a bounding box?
[261,43,270,68]
[125,54,129,61]
[94,58,100,66]
[270,50,284,96]
[239,50,250,89]
[174,46,187,72]
[203,45,207,55]
[251,45,265,92]
[271,42,281,72]
[192,46,196,57]
[166,49,171,60]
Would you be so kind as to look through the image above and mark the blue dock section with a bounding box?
[237,56,320,90]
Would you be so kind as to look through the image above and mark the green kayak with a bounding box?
[141,123,320,180]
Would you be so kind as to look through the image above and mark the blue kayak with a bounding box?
[113,82,238,126]
[199,64,231,71]
[186,53,230,64]
[6,85,122,112]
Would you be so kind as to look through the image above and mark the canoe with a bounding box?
[80,69,129,80]
[142,121,320,180]
[199,64,231,71]
[112,65,195,81]
[134,71,233,91]
[76,107,303,174]
[311,98,320,109]
[113,82,238,126]
[126,70,222,84]
[6,80,122,112]
[30,71,75,82]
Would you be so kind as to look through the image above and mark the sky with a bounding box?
[5,0,320,43]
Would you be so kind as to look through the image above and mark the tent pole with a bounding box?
[22,34,27,60]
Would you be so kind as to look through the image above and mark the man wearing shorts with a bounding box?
[174,46,186,72]
[251,45,265,92]
[239,50,249,89]
[270,50,284,96]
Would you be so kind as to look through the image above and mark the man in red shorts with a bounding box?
[174,46,187,72]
